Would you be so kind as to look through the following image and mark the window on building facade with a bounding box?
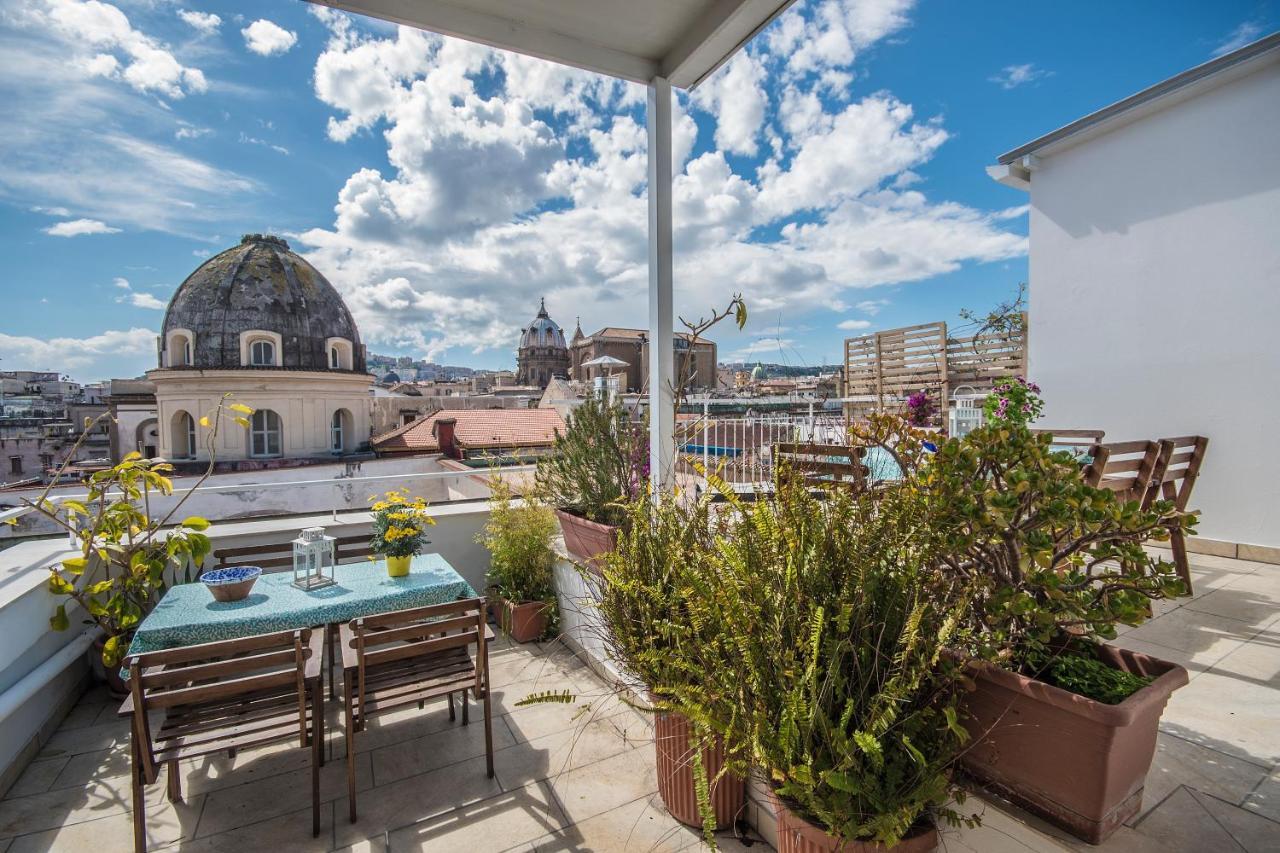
[250,409,282,457]
[250,339,275,367]
[330,347,340,369]
[331,410,345,452]
[8,456,21,475]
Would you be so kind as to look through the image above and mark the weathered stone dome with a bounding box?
[160,234,365,372]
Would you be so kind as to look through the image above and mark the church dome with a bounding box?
[751,362,767,381]
[519,299,567,350]
[160,234,365,372]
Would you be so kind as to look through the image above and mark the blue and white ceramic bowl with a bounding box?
[201,566,262,602]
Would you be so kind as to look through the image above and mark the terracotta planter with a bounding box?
[555,509,619,574]
[768,790,938,853]
[960,643,1189,843]
[653,710,745,830]
[499,598,549,643]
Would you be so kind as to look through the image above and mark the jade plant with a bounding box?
[18,396,252,666]
[863,415,1194,667]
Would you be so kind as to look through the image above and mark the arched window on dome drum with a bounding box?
[171,411,196,459]
[331,410,345,453]
[330,347,340,369]
[250,340,275,367]
[250,409,282,457]
[183,339,192,366]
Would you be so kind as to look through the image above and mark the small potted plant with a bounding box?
[916,414,1193,843]
[535,394,644,571]
[370,490,435,577]
[476,479,557,642]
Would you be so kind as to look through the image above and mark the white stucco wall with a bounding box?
[1025,59,1280,548]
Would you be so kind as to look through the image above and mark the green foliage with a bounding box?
[889,420,1192,664]
[27,397,250,667]
[982,376,1043,426]
[369,490,435,558]
[689,473,977,846]
[535,395,643,527]
[477,478,557,605]
[1030,647,1153,705]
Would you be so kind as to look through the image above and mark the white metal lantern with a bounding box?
[949,384,986,438]
[292,526,336,590]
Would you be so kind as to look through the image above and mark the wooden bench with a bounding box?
[211,535,373,573]
[772,443,868,491]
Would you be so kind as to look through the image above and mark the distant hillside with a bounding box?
[720,362,841,378]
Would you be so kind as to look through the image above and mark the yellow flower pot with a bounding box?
[386,554,412,577]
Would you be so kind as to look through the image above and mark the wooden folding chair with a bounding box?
[772,443,868,491]
[1082,440,1165,507]
[339,597,494,823]
[1153,436,1209,594]
[120,628,324,853]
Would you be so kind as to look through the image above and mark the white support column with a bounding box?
[647,76,675,492]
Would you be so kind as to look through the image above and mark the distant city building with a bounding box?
[0,371,108,485]
[147,234,373,467]
[516,298,570,388]
[569,327,717,393]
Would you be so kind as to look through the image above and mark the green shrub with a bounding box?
[534,395,644,528]
[477,479,558,606]
[684,471,978,845]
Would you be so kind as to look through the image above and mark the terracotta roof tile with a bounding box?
[372,409,565,454]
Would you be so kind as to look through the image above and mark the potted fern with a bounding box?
[534,394,644,571]
[476,480,558,642]
[594,490,746,835]
[697,472,978,852]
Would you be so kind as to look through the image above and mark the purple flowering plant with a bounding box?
[983,376,1043,426]
[904,390,936,427]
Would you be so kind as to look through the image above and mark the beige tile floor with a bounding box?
[0,551,1276,852]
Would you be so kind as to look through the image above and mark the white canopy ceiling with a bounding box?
[306,0,795,88]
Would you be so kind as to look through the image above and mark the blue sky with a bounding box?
[0,0,1274,381]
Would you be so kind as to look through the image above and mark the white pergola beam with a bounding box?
[661,0,795,88]
[647,77,675,491]
[309,0,659,83]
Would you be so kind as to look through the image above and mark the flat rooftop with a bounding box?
[0,549,1275,851]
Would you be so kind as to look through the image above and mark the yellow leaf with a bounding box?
[181,516,210,531]
[199,416,211,427]
[229,403,254,415]
[122,451,142,462]
[233,416,250,429]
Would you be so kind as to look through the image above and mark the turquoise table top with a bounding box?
[126,554,477,663]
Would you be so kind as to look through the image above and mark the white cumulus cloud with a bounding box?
[0,327,156,373]
[242,19,297,56]
[44,218,121,236]
[35,0,207,99]
[178,9,221,35]
[837,319,872,330]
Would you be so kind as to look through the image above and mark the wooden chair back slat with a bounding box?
[357,598,483,630]
[1156,435,1208,511]
[140,648,299,689]
[362,631,479,669]
[130,628,308,667]
[1084,440,1164,507]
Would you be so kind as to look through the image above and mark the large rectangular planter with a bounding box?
[960,643,1188,844]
